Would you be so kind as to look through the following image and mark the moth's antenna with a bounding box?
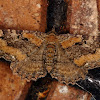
[51,26,56,33]
[47,26,57,35]
[50,26,58,34]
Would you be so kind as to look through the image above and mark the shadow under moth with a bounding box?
[0,29,100,84]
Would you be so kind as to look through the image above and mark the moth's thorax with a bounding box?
[44,33,58,72]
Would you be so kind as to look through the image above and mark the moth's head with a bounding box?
[46,32,58,43]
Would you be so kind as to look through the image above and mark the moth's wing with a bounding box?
[11,44,47,81]
[57,33,71,42]
[50,34,100,84]
[50,44,88,84]
[0,29,47,81]
[0,29,47,61]
[50,35,88,84]
[57,33,83,49]
[58,33,100,69]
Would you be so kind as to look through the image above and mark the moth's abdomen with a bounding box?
[44,43,57,72]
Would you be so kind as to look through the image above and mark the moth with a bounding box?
[0,29,100,84]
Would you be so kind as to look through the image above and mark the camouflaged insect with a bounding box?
[0,29,100,84]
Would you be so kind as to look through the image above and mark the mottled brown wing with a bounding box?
[59,33,100,69]
[50,42,88,84]
[50,33,100,84]
[0,29,47,81]
[10,45,47,81]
